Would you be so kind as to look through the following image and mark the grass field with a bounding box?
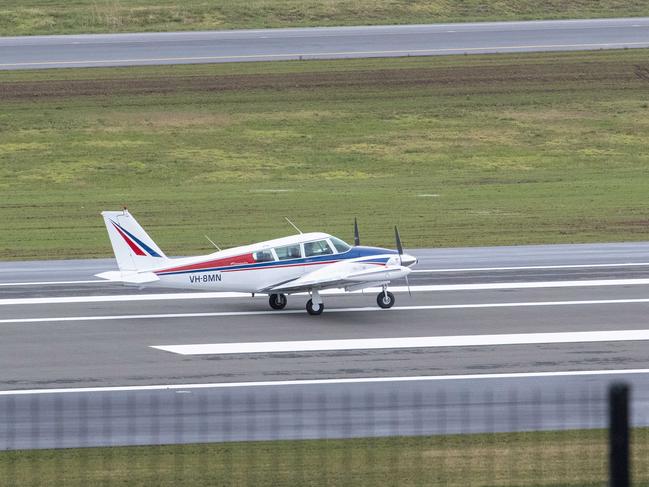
[1,429,647,486]
[1,0,649,36]
[2,50,649,260]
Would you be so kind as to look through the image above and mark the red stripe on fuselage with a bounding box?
[112,222,146,256]
[159,253,256,274]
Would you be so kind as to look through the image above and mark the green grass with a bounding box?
[2,50,649,260]
[1,0,649,36]
[1,429,648,486]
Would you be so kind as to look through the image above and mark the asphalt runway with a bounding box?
[1,18,648,70]
[2,242,649,449]
[3,372,647,450]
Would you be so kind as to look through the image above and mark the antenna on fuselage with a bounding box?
[204,235,222,251]
[284,217,303,234]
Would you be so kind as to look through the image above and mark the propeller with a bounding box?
[353,217,360,246]
[395,225,412,297]
[394,226,403,257]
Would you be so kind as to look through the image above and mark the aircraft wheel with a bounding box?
[377,291,395,309]
[269,293,287,310]
[306,299,324,315]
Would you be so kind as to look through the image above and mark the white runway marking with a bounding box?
[412,262,649,273]
[1,368,649,395]
[3,298,649,324]
[4,278,649,306]
[0,280,103,287]
[152,329,649,355]
[1,41,648,67]
[0,291,249,305]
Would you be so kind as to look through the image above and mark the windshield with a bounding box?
[330,237,351,253]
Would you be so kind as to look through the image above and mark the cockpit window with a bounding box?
[304,240,334,257]
[274,244,302,260]
[330,237,351,253]
[253,250,275,262]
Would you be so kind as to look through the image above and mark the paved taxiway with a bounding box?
[2,242,649,449]
[3,372,648,450]
[1,18,648,69]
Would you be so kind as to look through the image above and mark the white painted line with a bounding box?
[0,308,303,323]
[152,329,649,355]
[412,262,649,273]
[1,41,648,67]
[0,291,249,305]
[2,368,649,395]
[4,278,649,306]
[0,280,104,287]
[3,297,649,324]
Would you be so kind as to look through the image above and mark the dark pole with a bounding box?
[609,383,630,487]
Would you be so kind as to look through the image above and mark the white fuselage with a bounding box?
[141,232,404,294]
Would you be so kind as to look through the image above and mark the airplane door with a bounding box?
[273,243,306,279]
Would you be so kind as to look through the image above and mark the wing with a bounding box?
[260,259,410,294]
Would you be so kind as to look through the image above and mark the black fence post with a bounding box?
[609,383,630,487]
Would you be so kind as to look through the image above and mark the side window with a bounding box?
[304,240,334,257]
[252,250,275,262]
[274,244,302,260]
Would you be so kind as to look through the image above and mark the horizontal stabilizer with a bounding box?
[95,271,160,284]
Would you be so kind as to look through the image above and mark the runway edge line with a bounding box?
[2,369,649,396]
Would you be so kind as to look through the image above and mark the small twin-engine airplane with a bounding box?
[97,209,417,315]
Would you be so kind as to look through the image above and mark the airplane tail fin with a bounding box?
[101,209,168,272]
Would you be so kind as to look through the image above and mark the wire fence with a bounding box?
[0,381,640,486]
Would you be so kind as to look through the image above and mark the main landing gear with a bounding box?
[306,290,324,315]
[269,293,287,310]
[268,292,324,315]
[377,287,395,309]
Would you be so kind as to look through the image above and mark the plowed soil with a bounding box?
[1,59,647,100]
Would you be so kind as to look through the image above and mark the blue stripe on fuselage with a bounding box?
[156,246,396,276]
[351,246,398,258]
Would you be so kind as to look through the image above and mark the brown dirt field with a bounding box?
[1,60,647,101]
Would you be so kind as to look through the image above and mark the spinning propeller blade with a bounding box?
[354,218,360,246]
[394,225,412,297]
[395,226,403,256]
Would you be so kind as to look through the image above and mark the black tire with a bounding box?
[377,291,395,309]
[306,299,324,315]
[269,293,287,310]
